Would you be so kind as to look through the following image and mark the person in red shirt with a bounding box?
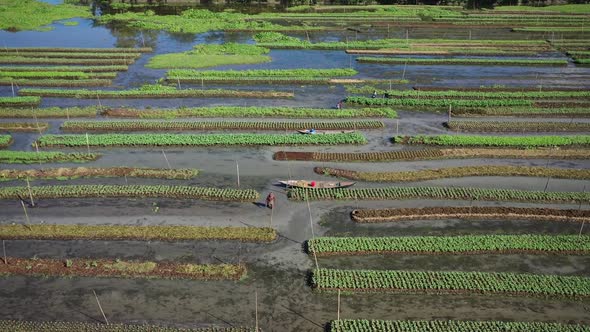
[266,192,276,209]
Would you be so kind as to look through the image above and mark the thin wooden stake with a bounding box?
[141,32,146,47]
[402,61,407,80]
[448,105,452,123]
[162,150,171,169]
[269,204,274,227]
[307,195,320,270]
[66,107,70,120]
[93,290,109,325]
[26,178,35,207]
[255,290,259,332]
[2,240,6,265]
[543,176,551,192]
[96,93,101,107]
[85,133,90,154]
[20,201,31,229]
[337,289,341,320]
[579,186,586,237]
[124,174,128,184]
[177,76,181,89]
[11,82,15,97]
[236,160,240,188]
[396,119,399,135]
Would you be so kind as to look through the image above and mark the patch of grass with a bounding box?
[0,97,41,107]
[0,151,100,164]
[495,4,590,13]
[103,260,157,274]
[0,135,12,148]
[0,0,91,31]
[147,43,270,69]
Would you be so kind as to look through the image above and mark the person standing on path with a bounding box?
[266,192,276,209]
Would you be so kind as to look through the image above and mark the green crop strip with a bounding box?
[0,71,89,79]
[171,77,374,85]
[0,52,141,59]
[0,135,12,148]
[0,151,100,164]
[0,122,48,132]
[312,268,590,298]
[288,187,589,203]
[453,107,590,117]
[0,185,259,202]
[345,96,532,108]
[0,106,99,118]
[0,0,91,31]
[447,121,590,132]
[37,132,367,147]
[394,135,590,147]
[103,107,398,119]
[0,65,129,72]
[19,85,293,99]
[356,57,568,66]
[0,47,152,53]
[513,27,590,32]
[0,96,40,107]
[329,319,590,332]
[349,88,590,100]
[575,59,590,64]
[0,224,276,242]
[308,235,590,256]
[0,78,112,87]
[0,57,135,65]
[61,120,383,132]
[0,320,255,331]
[0,167,199,181]
[315,165,590,182]
[168,68,358,78]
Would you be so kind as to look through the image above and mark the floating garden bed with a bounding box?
[329,319,590,332]
[356,57,568,66]
[0,185,259,202]
[103,106,397,119]
[0,96,40,107]
[0,224,276,242]
[446,120,590,132]
[454,107,590,117]
[169,77,374,85]
[19,86,294,99]
[167,68,358,78]
[0,52,141,59]
[0,167,198,181]
[0,47,152,53]
[345,96,532,108]
[0,106,99,118]
[0,257,246,281]
[0,321,254,332]
[0,122,48,132]
[36,132,367,147]
[0,57,136,65]
[314,165,590,182]
[273,148,590,162]
[288,187,589,203]
[345,49,542,56]
[307,235,590,256]
[0,65,129,72]
[0,151,100,164]
[350,206,590,223]
[414,86,587,92]
[0,78,112,87]
[0,71,117,79]
[348,88,590,100]
[0,135,12,148]
[311,268,590,299]
[393,135,590,148]
[61,120,384,132]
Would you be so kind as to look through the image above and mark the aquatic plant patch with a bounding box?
[0,65,129,72]
[0,96,40,107]
[393,135,590,148]
[311,268,590,298]
[329,319,590,332]
[103,106,398,119]
[0,185,259,202]
[356,57,568,66]
[308,235,590,256]
[288,187,589,203]
[0,151,100,164]
[314,166,590,182]
[61,120,384,132]
[0,224,276,242]
[350,206,590,224]
[0,106,99,118]
[0,0,91,31]
[37,132,367,147]
[0,122,48,132]
[0,167,198,181]
[0,320,255,332]
[446,121,590,132]
[0,135,12,148]
[273,148,590,162]
[0,257,246,281]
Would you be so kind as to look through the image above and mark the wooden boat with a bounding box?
[279,180,355,189]
[297,129,356,135]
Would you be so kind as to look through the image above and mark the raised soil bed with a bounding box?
[0,167,199,181]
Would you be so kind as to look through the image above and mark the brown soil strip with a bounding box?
[351,206,590,223]
[0,167,198,181]
[0,257,245,281]
[0,122,48,132]
[273,148,590,162]
[314,165,590,182]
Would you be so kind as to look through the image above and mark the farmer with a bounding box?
[337,100,343,109]
[266,192,276,209]
[372,90,378,98]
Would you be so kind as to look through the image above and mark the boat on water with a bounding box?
[278,180,355,189]
[297,129,356,135]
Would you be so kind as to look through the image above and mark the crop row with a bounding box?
[170,77,370,85]
[413,86,586,92]
[0,78,113,87]
[0,135,12,148]
[356,57,568,66]
[167,68,358,78]
[351,206,590,223]
[0,224,276,242]
[446,120,590,132]
[0,57,136,65]
[0,71,116,79]
[314,165,590,182]
[103,106,398,119]
[0,151,100,164]
[0,65,129,72]
[61,120,384,132]
[0,106,100,118]
[0,185,259,202]
[307,235,590,256]
[0,167,199,181]
[349,87,590,100]
[394,135,590,147]
[0,257,246,281]
[287,187,590,203]
[345,96,532,108]
[329,319,590,332]
[345,49,545,57]
[0,122,48,132]
[0,320,254,332]
[0,47,152,53]
[273,148,590,162]
[36,132,367,147]
[0,52,141,59]
[0,96,40,107]
[311,268,590,298]
[452,107,590,117]
[19,87,294,99]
